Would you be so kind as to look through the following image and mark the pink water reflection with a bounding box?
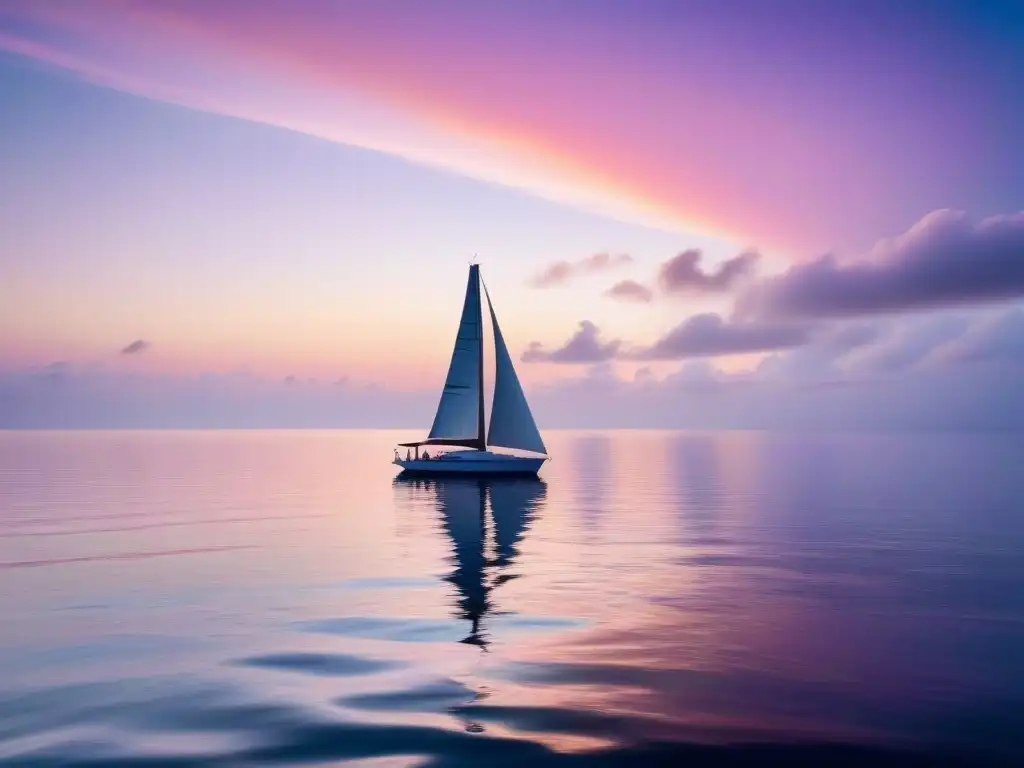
[1,429,1022,763]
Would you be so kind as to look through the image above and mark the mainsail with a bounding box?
[428,265,485,446]
[482,281,547,455]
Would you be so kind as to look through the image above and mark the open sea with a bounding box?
[1,429,1023,766]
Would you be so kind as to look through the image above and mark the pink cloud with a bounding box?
[658,249,761,295]
[528,253,632,288]
[605,279,654,303]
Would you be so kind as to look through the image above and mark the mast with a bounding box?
[474,265,486,451]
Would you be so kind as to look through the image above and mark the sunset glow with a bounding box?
[1,0,1022,428]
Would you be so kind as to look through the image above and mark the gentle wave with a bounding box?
[2,429,1022,765]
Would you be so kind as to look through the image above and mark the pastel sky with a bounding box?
[1,0,1023,429]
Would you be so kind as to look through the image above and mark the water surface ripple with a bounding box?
[1,429,1022,765]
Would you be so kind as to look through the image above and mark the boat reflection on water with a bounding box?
[393,476,547,648]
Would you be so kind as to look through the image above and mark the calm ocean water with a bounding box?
[1,429,1023,766]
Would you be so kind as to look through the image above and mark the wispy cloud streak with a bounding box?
[529,253,631,288]
[2,0,1020,248]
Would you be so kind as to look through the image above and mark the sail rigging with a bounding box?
[420,264,546,456]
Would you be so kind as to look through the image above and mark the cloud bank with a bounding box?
[528,306,1024,430]
[568,209,1024,371]
[523,315,809,363]
[3,307,1023,430]
[627,314,809,361]
[739,210,1024,320]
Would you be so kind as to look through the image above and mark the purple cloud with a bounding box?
[523,314,809,364]
[738,210,1024,319]
[602,249,758,304]
[529,253,631,288]
[659,249,760,294]
[521,321,622,363]
[605,279,654,303]
[625,313,810,361]
[120,339,150,355]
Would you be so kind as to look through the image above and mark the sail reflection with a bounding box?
[393,476,547,648]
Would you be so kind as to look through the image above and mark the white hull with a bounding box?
[394,450,545,476]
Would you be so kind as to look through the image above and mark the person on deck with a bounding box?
[406,449,411,461]
[423,450,430,460]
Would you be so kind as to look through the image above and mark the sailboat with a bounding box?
[394,264,548,476]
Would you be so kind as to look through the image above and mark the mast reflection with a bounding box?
[393,476,547,648]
